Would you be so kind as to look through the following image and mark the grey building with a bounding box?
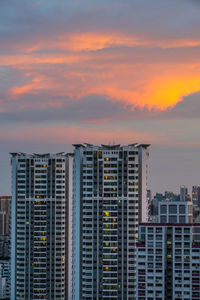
[0,196,11,235]
[10,153,69,300]
[136,202,200,300]
[0,259,10,298]
[158,201,193,224]
[72,143,150,300]
[0,235,10,259]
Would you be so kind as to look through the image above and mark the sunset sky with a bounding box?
[1,0,200,195]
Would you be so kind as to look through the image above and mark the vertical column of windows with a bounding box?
[102,154,118,299]
[82,152,94,299]
[54,159,66,299]
[33,161,48,299]
[16,160,26,299]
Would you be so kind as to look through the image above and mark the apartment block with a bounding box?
[136,202,200,300]
[72,143,150,300]
[158,201,193,224]
[10,153,69,300]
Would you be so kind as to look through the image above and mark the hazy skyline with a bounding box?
[1,0,200,195]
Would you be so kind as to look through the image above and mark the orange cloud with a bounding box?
[65,33,200,51]
[6,63,200,110]
[12,32,200,53]
[2,31,200,110]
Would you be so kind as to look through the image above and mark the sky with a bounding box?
[1,0,200,195]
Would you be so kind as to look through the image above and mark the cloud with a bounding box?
[162,91,200,119]
[0,0,200,113]
[3,55,200,111]
[1,0,200,196]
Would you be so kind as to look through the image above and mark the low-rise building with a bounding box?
[136,201,200,300]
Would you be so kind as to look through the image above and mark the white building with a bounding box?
[72,143,150,300]
[136,201,200,300]
[66,153,74,300]
[158,201,193,224]
[10,153,69,300]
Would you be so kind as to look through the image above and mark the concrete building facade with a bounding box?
[136,201,200,300]
[72,143,150,300]
[10,153,69,300]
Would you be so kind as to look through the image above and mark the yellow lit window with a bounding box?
[104,212,110,217]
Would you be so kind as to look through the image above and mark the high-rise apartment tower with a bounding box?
[10,153,68,300]
[72,143,150,300]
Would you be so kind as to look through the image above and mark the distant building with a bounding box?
[150,193,165,219]
[0,235,10,259]
[192,186,200,207]
[164,191,179,202]
[0,196,11,235]
[0,260,10,299]
[180,185,190,202]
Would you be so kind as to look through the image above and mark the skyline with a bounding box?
[1,0,200,194]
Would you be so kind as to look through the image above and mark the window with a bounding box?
[160,205,166,214]
[179,216,186,223]
[179,205,185,214]
[160,216,166,223]
[169,205,177,214]
[169,216,177,223]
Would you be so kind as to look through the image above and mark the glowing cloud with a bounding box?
[2,30,200,111]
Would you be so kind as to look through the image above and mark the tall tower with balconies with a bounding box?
[72,143,150,300]
[10,153,68,300]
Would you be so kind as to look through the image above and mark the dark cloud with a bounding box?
[1,0,200,54]
[162,92,200,119]
[1,91,200,124]
[0,94,157,124]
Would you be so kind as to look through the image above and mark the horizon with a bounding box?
[1,143,200,196]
